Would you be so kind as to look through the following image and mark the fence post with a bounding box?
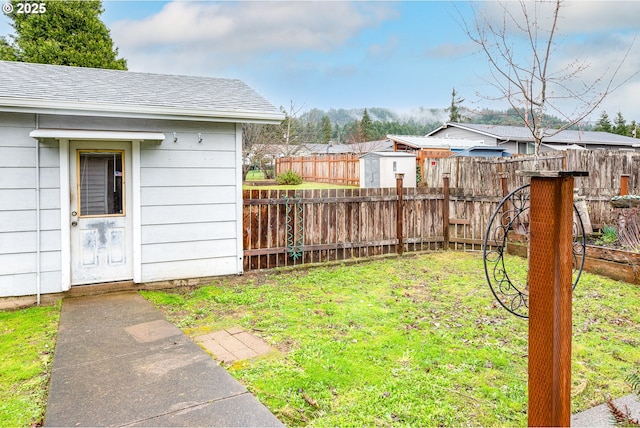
[519,170,588,427]
[621,174,629,196]
[500,173,509,199]
[396,173,404,255]
[443,173,450,249]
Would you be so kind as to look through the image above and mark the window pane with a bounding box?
[79,152,123,216]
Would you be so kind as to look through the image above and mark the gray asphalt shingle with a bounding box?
[0,60,281,117]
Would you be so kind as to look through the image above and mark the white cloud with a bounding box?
[111,1,396,73]
[559,1,640,34]
[460,1,640,120]
[475,1,640,36]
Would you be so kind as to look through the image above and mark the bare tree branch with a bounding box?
[458,0,638,167]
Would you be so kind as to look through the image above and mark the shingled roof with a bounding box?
[429,122,640,148]
[0,60,283,123]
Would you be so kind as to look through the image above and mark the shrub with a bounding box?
[276,170,303,185]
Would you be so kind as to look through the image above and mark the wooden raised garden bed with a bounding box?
[507,238,640,285]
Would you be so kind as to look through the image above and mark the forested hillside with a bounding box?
[289,106,596,145]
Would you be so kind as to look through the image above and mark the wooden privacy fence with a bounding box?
[246,150,639,271]
[423,150,640,227]
[276,154,360,186]
[242,184,503,271]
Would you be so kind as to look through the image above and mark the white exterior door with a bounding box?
[69,142,133,285]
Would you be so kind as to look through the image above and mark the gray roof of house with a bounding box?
[429,123,640,147]
[0,60,283,122]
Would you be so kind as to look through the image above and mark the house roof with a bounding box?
[304,140,394,155]
[0,60,284,123]
[360,151,416,158]
[541,143,587,151]
[428,122,639,147]
[388,134,486,150]
[452,146,510,157]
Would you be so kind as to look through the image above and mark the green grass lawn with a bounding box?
[1,252,637,426]
[0,303,60,427]
[243,169,357,190]
[244,182,357,190]
[142,252,640,426]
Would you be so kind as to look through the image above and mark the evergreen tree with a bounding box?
[361,109,372,142]
[0,37,17,60]
[613,111,628,136]
[594,111,613,133]
[445,87,465,123]
[3,0,126,69]
[321,116,332,144]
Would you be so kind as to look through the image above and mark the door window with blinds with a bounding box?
[77,150,125,216]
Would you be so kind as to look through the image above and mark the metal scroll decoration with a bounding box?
[284,194,304,260]
[482,184,586,318]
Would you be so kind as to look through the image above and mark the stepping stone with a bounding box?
[195,327,275,364]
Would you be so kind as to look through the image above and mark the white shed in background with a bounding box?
[359,152,417,188]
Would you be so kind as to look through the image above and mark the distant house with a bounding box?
[453,146,511,157]
[304,139,394,156]
[387,134,510,181]
[427,122,640,154]
[388,134,496,158]
[0,60,283,301]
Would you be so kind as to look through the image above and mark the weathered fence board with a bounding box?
[243,186,501,270]
[245,150,639,271]
[424,150,640,227]
[243,187,457,270]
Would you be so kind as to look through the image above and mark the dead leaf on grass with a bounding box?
[572,378,588,396]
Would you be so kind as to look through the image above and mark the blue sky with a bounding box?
[2,1,639,123]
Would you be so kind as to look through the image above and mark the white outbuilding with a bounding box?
[359,152,417,188]
[0,61,283,303]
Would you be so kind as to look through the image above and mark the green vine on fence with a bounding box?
[284,194,304,260]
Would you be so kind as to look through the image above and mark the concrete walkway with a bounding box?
[44,292,283,427]
[572,393,640,427]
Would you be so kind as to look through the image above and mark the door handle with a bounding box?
[71,221,78,227]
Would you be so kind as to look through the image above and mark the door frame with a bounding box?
[59,139,142,290]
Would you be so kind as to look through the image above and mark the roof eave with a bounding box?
[0,98,285,124]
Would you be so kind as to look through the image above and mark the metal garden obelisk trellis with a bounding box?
[483,170,588,427]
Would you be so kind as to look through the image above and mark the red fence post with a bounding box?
[621,174,629,196]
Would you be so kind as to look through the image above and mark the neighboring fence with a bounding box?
[275,154,360,186]
[423,150,640,227]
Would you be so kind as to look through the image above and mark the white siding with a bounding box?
[0,113,63,297]
[137,121,240,282]
[1,113,243,297]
